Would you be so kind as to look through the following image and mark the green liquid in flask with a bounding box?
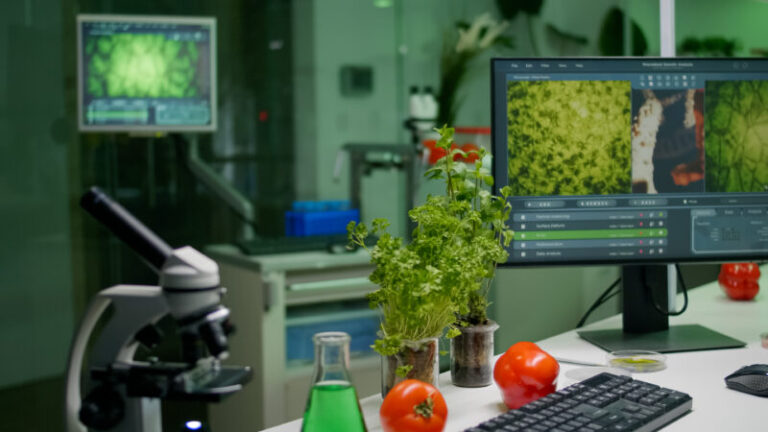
[302,381,366,432]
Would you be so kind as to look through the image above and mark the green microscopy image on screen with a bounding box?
[84,33,202,99]
[506,80,632,196]
[705,80,768,193]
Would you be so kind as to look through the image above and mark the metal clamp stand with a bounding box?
[342,144,418,239]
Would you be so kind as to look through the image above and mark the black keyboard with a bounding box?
[467,373,692,432]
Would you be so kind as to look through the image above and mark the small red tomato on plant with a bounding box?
[493,341,559,410]
[449,143,464,162]
[719,263,761,300]
[461,143,480,163]
[380,379,447,432]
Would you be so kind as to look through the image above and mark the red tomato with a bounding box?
[380,379,447,432]
[493,341,559,410]
[719,263,760,300]
[461,143,480,163]
[422,139,437,150]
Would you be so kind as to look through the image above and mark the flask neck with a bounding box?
[312,332,352,384]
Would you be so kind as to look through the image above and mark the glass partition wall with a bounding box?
[1,0,766,429]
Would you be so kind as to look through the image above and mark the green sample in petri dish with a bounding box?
[302,381,366,432]
[606,350,666,372]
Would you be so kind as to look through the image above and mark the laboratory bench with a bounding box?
[264,266,768,432]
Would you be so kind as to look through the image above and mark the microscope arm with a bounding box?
[66,294,110,432]
[65,285,169,432]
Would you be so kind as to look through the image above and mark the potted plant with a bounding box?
[348,126,513,394]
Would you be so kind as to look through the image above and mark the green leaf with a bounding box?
[446,327,461,338]
[395,364,413,378]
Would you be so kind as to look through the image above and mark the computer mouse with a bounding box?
[725,364,768,397]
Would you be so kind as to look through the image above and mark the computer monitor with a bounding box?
[491,58,768,352]
[77,14,217,132]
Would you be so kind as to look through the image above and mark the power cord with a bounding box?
[577,265,691,328]
[576,276,622,328]
[647,263,689,316]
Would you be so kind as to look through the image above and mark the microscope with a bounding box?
[65,187,251,432]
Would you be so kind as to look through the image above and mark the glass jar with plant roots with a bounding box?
[381,337,439,397]
[450,320,499,387]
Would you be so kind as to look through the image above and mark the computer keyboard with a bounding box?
[467,372,691,432]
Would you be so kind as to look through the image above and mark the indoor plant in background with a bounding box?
[437,13,512,127]
[348,126,513,394]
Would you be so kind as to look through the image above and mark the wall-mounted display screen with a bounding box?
[77,14,217,132]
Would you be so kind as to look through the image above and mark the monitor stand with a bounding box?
[578,265,746,353]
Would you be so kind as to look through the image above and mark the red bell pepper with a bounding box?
[719,263,761,301]
[493,341,560,410]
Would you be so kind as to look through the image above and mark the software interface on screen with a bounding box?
[77,15,216,132]
[492,58,768,266]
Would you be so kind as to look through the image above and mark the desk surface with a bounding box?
[264,270,768,432]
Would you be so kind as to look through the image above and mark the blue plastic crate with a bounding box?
[285,208,360,236]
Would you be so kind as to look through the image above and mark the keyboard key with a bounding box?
[540,408,557,417]
[621,404,640,413]
[594,413,623,427]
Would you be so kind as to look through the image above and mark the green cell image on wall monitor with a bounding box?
[77,14,217,132]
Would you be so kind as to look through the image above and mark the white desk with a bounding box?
[264,270,768,432]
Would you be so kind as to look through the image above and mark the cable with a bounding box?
[647,263,689,316]
[576,276,622,328]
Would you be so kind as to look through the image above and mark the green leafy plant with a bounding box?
[678,36,740,57]
[348,126,514,357]
[598,7,648,56]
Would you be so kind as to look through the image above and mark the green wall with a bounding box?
[0,0,75,389]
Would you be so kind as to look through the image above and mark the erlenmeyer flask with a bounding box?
[301,332,367,432]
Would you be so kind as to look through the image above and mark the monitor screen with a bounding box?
[77,14,217,132]
[491,58,768,266]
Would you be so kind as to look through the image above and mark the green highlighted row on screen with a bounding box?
[86,110,148,121]
[515,228,668,241]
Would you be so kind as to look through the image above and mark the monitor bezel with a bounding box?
[490,56,768,267]
[77,14,218,133]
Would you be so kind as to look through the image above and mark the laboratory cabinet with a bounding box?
[204,245,380,430]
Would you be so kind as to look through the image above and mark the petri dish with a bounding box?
[607,350,666,373]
